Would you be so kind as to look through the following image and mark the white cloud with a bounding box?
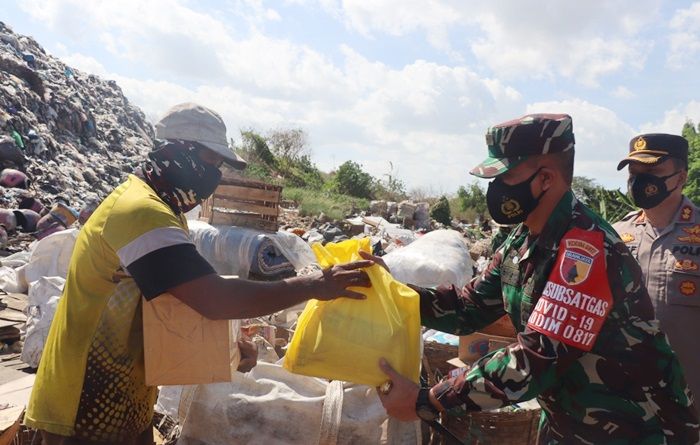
[20,0,234,81]
[22,0,523,192]
[16,0,687,195]
[526,99,636,189]
[108,48,523,192]
[60,53,109,77]
[668,2,700,69]
[611,86,635,100]
[316,0,659,86]
[639,100,700,134]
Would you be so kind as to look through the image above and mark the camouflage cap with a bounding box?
[616,133,688,170]
[470,113,575,178]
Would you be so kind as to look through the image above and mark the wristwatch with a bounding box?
[415,388,440,422]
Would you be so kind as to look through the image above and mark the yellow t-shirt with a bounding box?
[25,175,214,441]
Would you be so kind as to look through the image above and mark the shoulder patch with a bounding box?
[620,233,635,243]
[680,280,697,296]
[678,224,700,244]
[674,259,699,271]
[527,227,612,352]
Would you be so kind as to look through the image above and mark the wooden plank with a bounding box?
[218,177,283,191]
[212,199,279,217]
[199,197,213,220]
[0,405,23,440]
[0,320,17,329]
[214,185,280,202]
[210,213,278,232]
[0,295,27,312]
[0,327,20,341]
[0,310,25,323]
[0,374,35,407]
[0,366,27,386]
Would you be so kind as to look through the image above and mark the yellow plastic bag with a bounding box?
[284,238,421,386]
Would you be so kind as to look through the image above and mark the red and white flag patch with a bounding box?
[527,228,612,351]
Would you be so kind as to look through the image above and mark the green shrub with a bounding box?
[282,187,369,220]
[333,161,375,199]
[430,195,452,225]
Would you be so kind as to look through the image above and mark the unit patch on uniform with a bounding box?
[680,280,697,296]
[678,224,700,244]
[559,238,599,285]
[680,205,693,222]
[674,259,699,271]
[528,228,612,352]
[620,233,635,243]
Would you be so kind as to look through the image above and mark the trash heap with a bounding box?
[0,21,153,251]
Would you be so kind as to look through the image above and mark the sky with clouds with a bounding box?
[4,0,700,194]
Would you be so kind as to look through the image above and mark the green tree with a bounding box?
[572,175,635,224]
[682,121,700,205]
[333,161,375,199]
[375,162,407,201]
[572,176,598,205]
[430,195,452,226]
[457,181,487,215]
[267,128,309,162]
[239,130,276,167]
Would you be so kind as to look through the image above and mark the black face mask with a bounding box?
[487,168,545,224]
[628,171,681,209]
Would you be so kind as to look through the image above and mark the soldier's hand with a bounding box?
[376,358,419,421]
[312,260,373,301]
[359,250,390,273]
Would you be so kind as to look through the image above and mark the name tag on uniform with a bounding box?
[527,228,612,351]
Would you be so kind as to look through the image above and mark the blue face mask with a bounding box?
[486,168,545,224]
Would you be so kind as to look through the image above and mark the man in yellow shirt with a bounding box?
[26,103,371,445]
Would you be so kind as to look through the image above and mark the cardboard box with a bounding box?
[143,293,240,386]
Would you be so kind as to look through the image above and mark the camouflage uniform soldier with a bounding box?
[373,114,699,444]
[614,133,700,401]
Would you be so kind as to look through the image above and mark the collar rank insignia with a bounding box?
[680,205,693,222]
[620,233,635,243]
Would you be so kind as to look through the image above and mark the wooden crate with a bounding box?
[200,173,282,232]
[443,408,541,445]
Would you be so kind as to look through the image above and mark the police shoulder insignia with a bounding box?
[680,280,697,296]
[678,224,700,244]
[674,259,699,271]
[620,233,635,243]
[680,205,693,222]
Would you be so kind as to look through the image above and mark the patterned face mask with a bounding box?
[141,140,222,214]
[627,170,681,210]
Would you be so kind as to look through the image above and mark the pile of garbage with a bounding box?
[0,22,153,250]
